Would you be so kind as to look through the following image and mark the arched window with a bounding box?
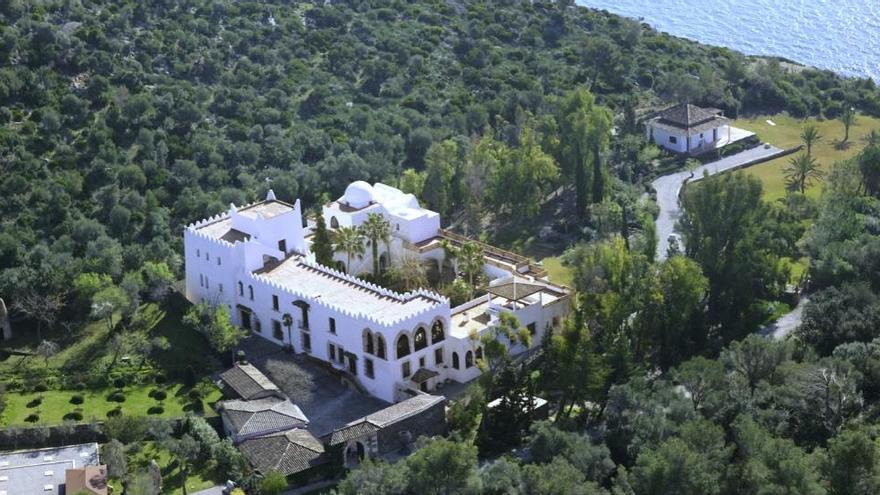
[413,327,427,351]
[248,285,254,300]
[330,216,339,229]
[431,320,445,343]
[452,352,460,369]
[376,335,387,360]
[465,351,474,368]
[363,329,374,355]
[396,334,411,359]
[336,260,347,273]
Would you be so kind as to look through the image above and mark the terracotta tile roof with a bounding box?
[221,397,308,437]
[238,428,326,476]
[654,103,728,133]
[219,363,283,400]
[410,367,440,383]
[329,420,380,445]
[64,465,108,495]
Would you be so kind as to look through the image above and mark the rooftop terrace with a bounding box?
[257,256,445,326]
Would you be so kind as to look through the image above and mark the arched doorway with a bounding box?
[345,441,366,468]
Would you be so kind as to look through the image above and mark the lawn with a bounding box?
[732,113,880,201]
[539,255,574,287]
[1,382,223,426]
[0,296,225,426]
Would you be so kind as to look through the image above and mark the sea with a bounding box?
[577,0,880,81]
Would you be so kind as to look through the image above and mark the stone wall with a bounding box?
[376,397,447,456]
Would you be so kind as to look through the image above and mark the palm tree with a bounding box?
[783,154,823,194]
[840,107,857,143]
[458,241,485,298]
[361,213,391,278]
[863,129,880,147]
[333,226,365,274]
[800,124,821,157]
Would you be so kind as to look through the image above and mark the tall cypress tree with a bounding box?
[311,214,335,267]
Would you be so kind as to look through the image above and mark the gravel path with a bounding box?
[652,145,784,261]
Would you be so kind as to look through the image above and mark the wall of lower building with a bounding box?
[648,125,688,153]
[376,398,447,456]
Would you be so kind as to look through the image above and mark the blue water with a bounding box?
[578,0,880,81]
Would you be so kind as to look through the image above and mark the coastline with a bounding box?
[577,1,878,82]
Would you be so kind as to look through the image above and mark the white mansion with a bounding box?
[184,181,571,403]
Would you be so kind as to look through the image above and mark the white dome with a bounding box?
[343,181,374,209]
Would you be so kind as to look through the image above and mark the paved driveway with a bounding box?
[652,144,784,260]
[237,336,388,436]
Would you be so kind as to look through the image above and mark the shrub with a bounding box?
[188,388,203,400]
[149,389,167,401]
[113,377,126,389]
[70,394,84,405]
[107,390,126,403]
[106,407,122,418]
[74,381,87,390]
[34,383,48,393]
[63,411,83,421]
[147,406,164,415]
[25,414,40,423]
[26,397,42,408]
[154,374,167,384]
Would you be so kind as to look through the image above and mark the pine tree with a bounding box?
[311,214,335,267]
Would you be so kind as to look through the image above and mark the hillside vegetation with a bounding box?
[2,0,879,299]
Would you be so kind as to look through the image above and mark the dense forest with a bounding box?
[5,0,880,494]
[2,0,880,299]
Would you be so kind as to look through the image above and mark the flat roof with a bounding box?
[0,443,100,495]
[259,256,443,325]
[238,200,295,219]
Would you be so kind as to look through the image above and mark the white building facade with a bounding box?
[184,183,571,403]
[646,103,731,155]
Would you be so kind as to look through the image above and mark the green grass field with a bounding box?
[732,113,880,201]
[0,298,224,426]
[1,383,222,426]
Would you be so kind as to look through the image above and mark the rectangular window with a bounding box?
[669,136,678,144]
[337,345,345,364]
[272,295,279,311]
[254,319,262,333]
[365,358,374,378]
[205,276,209,289]
[197,249,200,258]
[199,274,203,287]
[552,316,560,328]
[401,361,411,379]
[272,320,283,340]
[301,331,311,352]
[249,286,254,300]
[419,356,426,368]
[527,322,536,335]
[206,252,210,262]
[278,239,287,252]
[329,318,336,334]
[217,257,221,266]
[329,343,336,362]
[219,284,224,293]
[434,347,444,365]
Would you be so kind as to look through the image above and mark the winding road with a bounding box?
[650,144,807,339]
[652,145,784,261]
